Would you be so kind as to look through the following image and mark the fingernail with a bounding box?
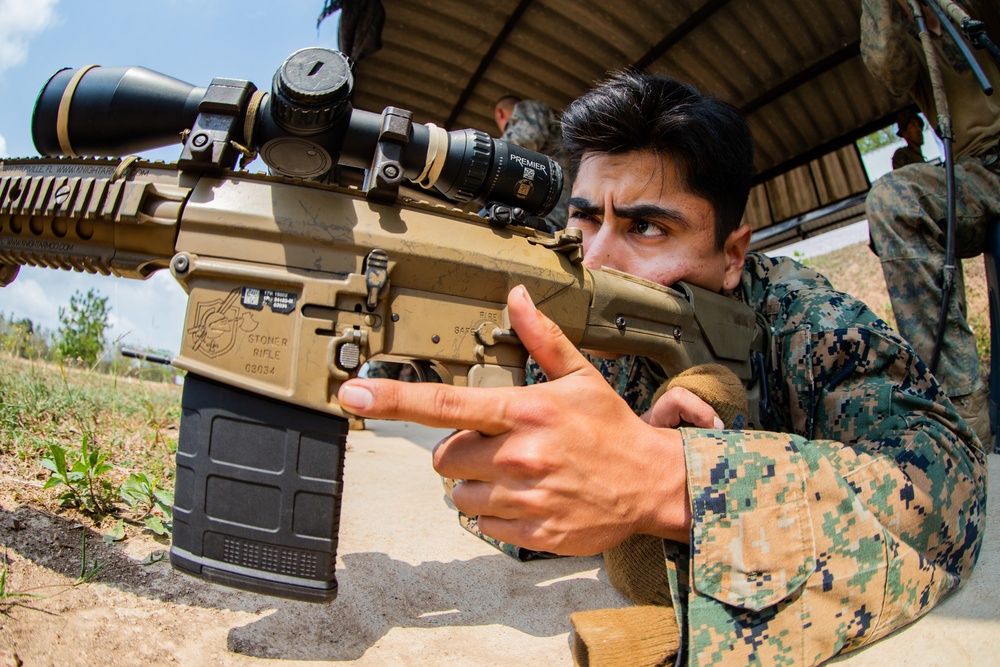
[516,284,536,309]
[713,416,725,430]
[339,384,374,410]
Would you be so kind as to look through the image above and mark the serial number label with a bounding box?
[186,289,293,388]
[241,287,298,314]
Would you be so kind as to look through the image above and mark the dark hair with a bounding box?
[494,94,522,110]
[561,72,753,249]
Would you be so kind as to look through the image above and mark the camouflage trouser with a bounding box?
[866,155,1000,396]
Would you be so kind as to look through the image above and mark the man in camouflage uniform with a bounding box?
[339,71,987,666]
[494,95,571,231]
[891,108,926,169]
[862,0,1000,445]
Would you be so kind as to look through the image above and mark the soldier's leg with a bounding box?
[866,160,998,398]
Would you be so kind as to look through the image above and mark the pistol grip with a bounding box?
[170,374,347,602]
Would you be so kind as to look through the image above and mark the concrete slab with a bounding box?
[333,420,999,666]
[318,419,629,665]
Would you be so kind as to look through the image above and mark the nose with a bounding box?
[582,224,621,272]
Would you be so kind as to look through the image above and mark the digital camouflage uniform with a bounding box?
[861,0,1000,406]
[525,253,987,666]
[501,99,571,231]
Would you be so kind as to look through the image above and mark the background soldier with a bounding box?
[862,0,1000,445]
[891,107,927,169]
[494,95,571,231]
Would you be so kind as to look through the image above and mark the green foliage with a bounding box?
[1,356,180,479]
[57,289,110,366]
[1,309,180,383]
[0,313,53,359]
[856,128,898,155]
[2,355,179,541]
[119,472,174,537]
[39,438,175,539]
[40,435,116,516]
[968,310,991,367]
[74,531,102,585]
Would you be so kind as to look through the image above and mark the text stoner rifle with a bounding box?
[0,48,767,602]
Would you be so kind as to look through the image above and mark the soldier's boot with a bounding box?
[953,384,992,447]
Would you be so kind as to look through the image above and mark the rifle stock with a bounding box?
[1,89,765,604]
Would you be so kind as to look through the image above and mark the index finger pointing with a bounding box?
[338,378,515,436]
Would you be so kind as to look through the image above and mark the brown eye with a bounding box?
[632,220,668,238]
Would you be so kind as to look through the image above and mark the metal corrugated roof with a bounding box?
[340,0,903,238]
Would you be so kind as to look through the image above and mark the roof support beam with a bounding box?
[740,41,861,116]
[445,0,535,129]
[632,0,735,71]
[752,109,897,184]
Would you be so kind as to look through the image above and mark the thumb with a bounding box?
[509,285,596,382]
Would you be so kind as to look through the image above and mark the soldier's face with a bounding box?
[569,150,749,293]
[905,119,925,146]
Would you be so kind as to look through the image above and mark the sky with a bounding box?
[0,1,943,356]
[0,0,339,354]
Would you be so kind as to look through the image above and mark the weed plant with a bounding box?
[0,354,180,539]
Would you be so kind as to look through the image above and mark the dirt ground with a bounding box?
[0,475,294,667]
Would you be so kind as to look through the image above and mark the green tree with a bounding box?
[58,289,110,366]
[856,128,898,154]
[0,313,52,359]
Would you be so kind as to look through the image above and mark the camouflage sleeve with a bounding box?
[500,99,557,153]
[675,279,988,665]
[860,0,921,97]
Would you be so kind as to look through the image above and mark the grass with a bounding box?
[0,354,180,536]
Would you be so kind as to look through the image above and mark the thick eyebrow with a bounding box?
[567,196,690,229]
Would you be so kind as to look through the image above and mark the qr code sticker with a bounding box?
[241,287,262,308]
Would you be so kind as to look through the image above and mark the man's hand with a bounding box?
[641,386,724,430]
[338,285,692,555]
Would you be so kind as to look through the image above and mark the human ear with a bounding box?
[494,107,510,132]
[721,224,752,291]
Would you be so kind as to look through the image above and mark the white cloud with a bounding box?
[2,266,187,354]
[0,132,7,157]
[0,271,60,327]
[0,0,59,75]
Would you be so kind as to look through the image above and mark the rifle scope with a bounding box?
[31,47,562,217]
